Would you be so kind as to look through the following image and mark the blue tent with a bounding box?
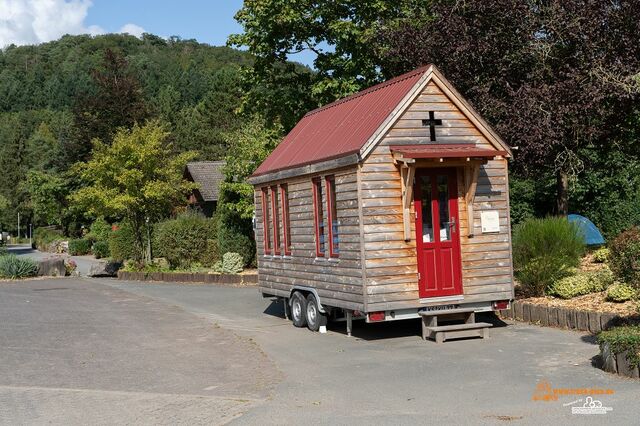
[568,214,605,246]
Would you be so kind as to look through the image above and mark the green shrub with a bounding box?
[608,226,640,290]
[153,211,217,268]
[590,266,615,290]
[33,227,64,251]
[548,273,593,299]
[0,255,38,278]
[547,267,614,299]
[592,247,610,263]
[92,241,110,259]
[598,326,640,368]
[68,238,92,256]
[108,221,139,262]
[513,217,585,296]
[606,283,637,303]
[215,252,244,274]
[216,209,255,267]
[86,217,112,243]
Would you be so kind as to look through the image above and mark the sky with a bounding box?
[0,0,316,65]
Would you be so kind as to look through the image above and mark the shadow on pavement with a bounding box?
[262,299,509,342]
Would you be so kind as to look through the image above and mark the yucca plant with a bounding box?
[0,255,38,279]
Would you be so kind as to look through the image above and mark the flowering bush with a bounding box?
[64,259,77,276]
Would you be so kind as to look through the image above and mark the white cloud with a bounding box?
[119,23,144,38]
[0,0,145,48]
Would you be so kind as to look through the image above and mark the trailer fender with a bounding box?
[290,286,327,314]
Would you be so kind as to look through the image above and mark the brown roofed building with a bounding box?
[184,161,225,217]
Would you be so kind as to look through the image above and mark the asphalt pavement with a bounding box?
[0,276,637,425]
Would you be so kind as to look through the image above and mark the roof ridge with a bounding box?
[304,65,431,118]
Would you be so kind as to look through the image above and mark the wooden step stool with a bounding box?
[419,308,492,343]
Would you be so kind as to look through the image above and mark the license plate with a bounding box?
[421,304,460,312]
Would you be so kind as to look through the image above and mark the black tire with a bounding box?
[290,292,307,328]
[306,293,328,332]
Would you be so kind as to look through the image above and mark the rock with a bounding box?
[88,260,123,277]
[37,258,66,277]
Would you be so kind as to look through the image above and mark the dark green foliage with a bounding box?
[0,255,38,279]
[216,208,255,267]
[568,148,640,239]
[608,227,640,290]
[0,33,255,233]
[92,241,110,259]
[108,221,139,262]
[68,238,92,256]
[153,211,218,268]
[598,326,640,368]
[513,217,586,296]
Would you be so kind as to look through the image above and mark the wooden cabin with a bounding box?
[248,65,514,341]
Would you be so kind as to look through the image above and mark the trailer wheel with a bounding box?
[290,291,307,327]
[305,293,328,332]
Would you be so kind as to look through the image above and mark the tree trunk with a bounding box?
[556,170,569,216]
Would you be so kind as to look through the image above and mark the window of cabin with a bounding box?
[312,178,325,257]
[280,184,291,255]
[261,187,272,255]
[270,186,281,255]
[326,176,339,257]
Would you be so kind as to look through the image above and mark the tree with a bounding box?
[26,171,69,227]
[219,116,283,219]
[70,121,196,261]
[215,117,283,266]
[380,0,640,215]
[229,0,428,130]
[71,48,148,162]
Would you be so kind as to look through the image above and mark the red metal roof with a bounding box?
[252,66,430,177]
[390,144,507,159]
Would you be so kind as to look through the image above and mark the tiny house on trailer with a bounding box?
[248,65,514,342]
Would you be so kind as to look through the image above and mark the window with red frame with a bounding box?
[280,184,291,255]
[326,176,339,257]
[261,187,272,254]
[270,186,281,255]
[312,178,325,257]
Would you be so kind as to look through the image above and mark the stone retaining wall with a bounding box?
[601,343,640,379]
[500,300,632,334]
[117,270,257,285]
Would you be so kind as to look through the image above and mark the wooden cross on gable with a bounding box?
[422,111,442,141]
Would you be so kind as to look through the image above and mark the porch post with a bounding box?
[464,164,480,237]
[400,163,415,241]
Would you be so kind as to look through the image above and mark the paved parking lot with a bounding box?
[0,277,637,425]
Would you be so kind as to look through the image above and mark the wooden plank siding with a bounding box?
[361,80,513,311]
[254,79,513,314]
[254,167,366,310]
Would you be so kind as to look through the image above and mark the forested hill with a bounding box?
[0,33,260,231]
[0,33,252,113]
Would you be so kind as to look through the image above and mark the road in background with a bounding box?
[8,244,100,276]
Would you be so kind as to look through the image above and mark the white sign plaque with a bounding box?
[480,210,500,233]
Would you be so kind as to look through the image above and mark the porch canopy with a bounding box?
[390,144,508,240]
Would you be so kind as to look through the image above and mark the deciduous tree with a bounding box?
[70,121,196,261]
[380,0,640,215]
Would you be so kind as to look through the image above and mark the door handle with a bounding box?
[448,217,456,232]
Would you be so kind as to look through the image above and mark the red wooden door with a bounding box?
[414,168,463,298]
